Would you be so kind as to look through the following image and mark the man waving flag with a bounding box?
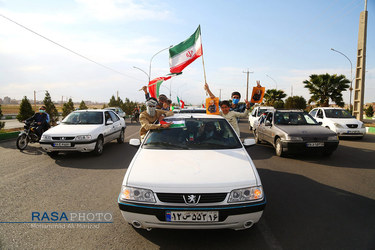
[169,25,203,74]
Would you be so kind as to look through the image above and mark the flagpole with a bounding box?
[201,54,207,84]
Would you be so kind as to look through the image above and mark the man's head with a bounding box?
[39,106,46,113]
[158,94,168,104]
[231,91,241,105]
[145,99,158,117]
[220,100,231,115]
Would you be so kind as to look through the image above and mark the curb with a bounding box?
[366,127,375,134]
[0,131,20,141]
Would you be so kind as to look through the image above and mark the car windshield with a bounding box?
[143,118,242,150]
[62,111,103,125]
[324,109,353,118]
[274,112,318,125]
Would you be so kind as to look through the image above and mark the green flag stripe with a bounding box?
[169,25,201,58]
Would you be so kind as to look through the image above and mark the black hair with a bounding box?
[220,100,231,107]
[231,91,241,99]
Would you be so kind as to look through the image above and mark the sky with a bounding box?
[0,0,374,106]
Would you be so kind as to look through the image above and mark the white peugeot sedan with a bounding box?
[309,107,366,139]
[249,106,274,130]
[118,114,266,230]
[40,109,126,156]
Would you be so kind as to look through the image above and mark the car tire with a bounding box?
[254,130,260,144]
[117,129,125,144]
[275,138,284,157]
[93,136,104,156]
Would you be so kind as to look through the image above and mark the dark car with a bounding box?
[253,110,339,157]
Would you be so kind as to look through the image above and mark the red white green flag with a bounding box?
[169,25,203,74]
[177,96,185,108]
[148,73,181,98]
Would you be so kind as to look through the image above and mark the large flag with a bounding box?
[169,25,203,74]
[148,73,181,98]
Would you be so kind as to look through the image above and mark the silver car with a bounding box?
[253,110,339,157]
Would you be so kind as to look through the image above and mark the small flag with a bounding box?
[169,25,203,74]
[148,73,181,99]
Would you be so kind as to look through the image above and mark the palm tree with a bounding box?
[303,73,350,107]
[263,89,287,106]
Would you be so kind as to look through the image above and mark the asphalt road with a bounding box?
[0,120,374,250]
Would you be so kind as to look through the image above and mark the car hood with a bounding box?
[125,148,258,193]
[44,124,101,135]
[326,118,362,125]
[276,125,336,136]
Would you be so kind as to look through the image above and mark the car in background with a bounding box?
[309,107,366,139]
[249,106,274,130]
[253,109,339,157]
[40,109,126,156]
[118,114,266,230]
[105,107,126,118]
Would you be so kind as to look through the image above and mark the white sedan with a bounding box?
[40,109,126,156]
[309,107,366,138]
[118,114,266,230]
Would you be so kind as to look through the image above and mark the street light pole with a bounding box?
[148,45,173,83]
[266,74,278,90]
[133,66,149,80]
[331,48,353,112]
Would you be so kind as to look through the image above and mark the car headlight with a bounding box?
[361,123,365,128]
[228,186,263,203]
[327,135,338,141]
[286,136,303,141]
[41,135,51,140]
[75,135,92,140]
[334,123,344,128]
[119,186,156,203]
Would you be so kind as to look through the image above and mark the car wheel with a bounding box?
[275,138,284,157]
[117,129,125,144]
[16,134,28,150]
[254,130,260,144]
[93,136,104,156]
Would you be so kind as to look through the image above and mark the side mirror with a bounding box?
[318,122,322,125]
[265,120,272,126]
[243,138,255,147]
[106,120,114,125]
[56,121,60,125]
[129,138,141,146]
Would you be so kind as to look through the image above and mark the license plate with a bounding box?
[166,211,219,222]
[347,130,359,134]
[53,142,71,147]
[306,142,324,147]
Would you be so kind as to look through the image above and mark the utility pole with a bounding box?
[353,0,368,121]
[218,89,222,100]
[243,69,253,100]
[33,90,36,110]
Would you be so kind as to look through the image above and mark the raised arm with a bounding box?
[204,83,216,99]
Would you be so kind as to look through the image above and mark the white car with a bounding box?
[40,109,126,156]
[105,107,126,118]
[249,106,274,130]
[118,114,266,230]
[309,107,366,138]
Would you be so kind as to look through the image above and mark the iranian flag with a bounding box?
[148,73,181,98]
[169,25,203,74]
[177,96,185,108]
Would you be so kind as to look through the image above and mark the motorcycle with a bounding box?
[16,121,40,150]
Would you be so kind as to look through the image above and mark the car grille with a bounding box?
[156,193,227,203]
[52,137,75,140]
[301,137,327,142]
[346,124,358,128]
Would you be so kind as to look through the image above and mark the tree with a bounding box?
[365,105,374,118]
[122,98,137,116]
[263,89,287,107]
[303,73,350,107]
[79,100,88,110]
[285,96,307,110]
[108,95,123,107]
[43,91,59,125]
[62,98,75,118]
[17,96,34,122]
[0,105,4,130]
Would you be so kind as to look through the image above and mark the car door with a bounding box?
[103,111,115,143]
[109,111,122,139]
[262,112,274,144]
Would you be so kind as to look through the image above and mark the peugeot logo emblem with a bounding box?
[61,137,66,140]
[183,194,201,205]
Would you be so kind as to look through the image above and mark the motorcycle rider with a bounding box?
[25,106,49,139]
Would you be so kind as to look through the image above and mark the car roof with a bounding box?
[165,113,224,120]
[256,106,274,109]
[317,107,345,110]
[73,109,106,113]
[274,109,304,112]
